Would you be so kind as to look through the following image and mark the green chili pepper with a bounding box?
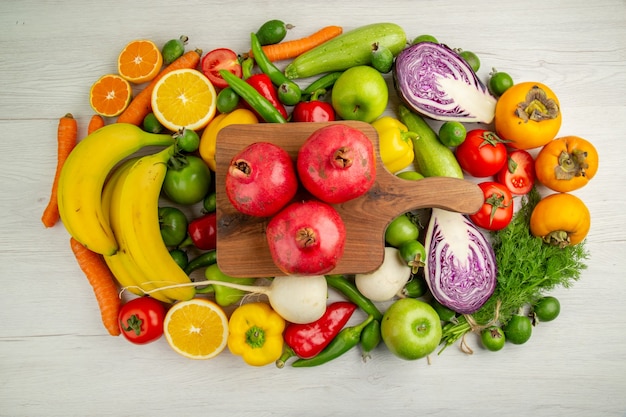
[183,250,217,275]
[360,319,381,362]
[250,32,301,105]
[218,69,286,124]
[291,315,373,367]
[302,71,343,96]
[325,275,383,321]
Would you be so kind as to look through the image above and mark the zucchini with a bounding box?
[284,23,406,79]
[397,104,464,179]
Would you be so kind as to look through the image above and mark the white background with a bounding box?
[1,1,625,416]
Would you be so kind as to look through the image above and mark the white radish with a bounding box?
[138,274,328,324]
[355,247,412,302]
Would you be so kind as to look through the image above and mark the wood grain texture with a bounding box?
[215,121,482,276]
[1,1,626,417]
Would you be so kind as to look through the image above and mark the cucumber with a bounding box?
[284,22,406,79]
[397,104,464,179]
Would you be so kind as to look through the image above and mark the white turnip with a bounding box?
[355,247,412,302]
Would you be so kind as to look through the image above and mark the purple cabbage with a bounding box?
[424,208,497,315]
[393,42,497,123]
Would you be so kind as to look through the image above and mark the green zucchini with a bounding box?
[397,104,464,179]
[284,22,406,79]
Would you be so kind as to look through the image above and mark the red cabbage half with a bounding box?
[393,42,497,124]
[424,208,497,315]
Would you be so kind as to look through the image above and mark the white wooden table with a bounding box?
[1,1,625,416]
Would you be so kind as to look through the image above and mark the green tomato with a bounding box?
[488,70,514,97]
[203,191,217,213]
[158,206,188,247]
[439,121,467,147]
[533,296,560,322]
[216,87,239,114]
[385,213,419,248]
[169,248,188,270]
[163,155,212,205]
[503,315,532,345]
[481,326,506,352]
[175,128,200,153]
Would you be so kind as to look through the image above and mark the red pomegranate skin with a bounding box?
[297,124,376,204]
[266,200,346,275]
[225,142,298,217]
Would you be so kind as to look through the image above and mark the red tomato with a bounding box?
[118,297,166,344]
[455,129,508,177]
[469,181,514,231]
[201,48,242,89]
[496,149,536,195]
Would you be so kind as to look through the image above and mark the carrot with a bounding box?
[249,25,343,62]
[69,237,121,336]
[116,49,202,126]
[87,114,105,134]
[41,113,78,228]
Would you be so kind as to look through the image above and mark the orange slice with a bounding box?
[163,298,229,360]
[89,74,132,117]
[117,39,163,84]
[150,68,217,131]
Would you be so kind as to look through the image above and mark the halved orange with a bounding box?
[163,298,229,360]
[89,74,132,117]
[117,39,163,84]
[151,68,217,131]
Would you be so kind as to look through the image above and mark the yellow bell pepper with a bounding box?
[199,108,258,171]
[227,302,285,367]
[371,116,417,174]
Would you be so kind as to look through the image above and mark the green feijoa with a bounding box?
[370,42,394,73]
[162,35,188,65]
[256,19,292,46]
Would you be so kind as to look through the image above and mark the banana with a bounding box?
[57,123,175,256]
[103,157,174,304]
[116,145,195,301]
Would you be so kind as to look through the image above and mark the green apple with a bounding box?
[331,65,388,123]
[381,298,442,360]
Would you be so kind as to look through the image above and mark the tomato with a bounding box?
[533,296,561,323]
[163,155,212,205]
[469,182,514,231]
[455,129,508,177]
[384,213,419,248]
[118,297,166,345]
[534,135,599,192]
[480,326,506,351]
[503,315,532,345]
[496,149,536,195]
[158,206,188,246]
[201,48,242,90]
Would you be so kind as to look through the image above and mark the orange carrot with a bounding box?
[41,113,78,228]
[116,49,203,126]
[69,237,121,336]
[249,25,343,62]
[87,114,105,134]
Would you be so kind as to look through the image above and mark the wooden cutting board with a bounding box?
[214,121,483,277]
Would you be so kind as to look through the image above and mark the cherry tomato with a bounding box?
[469,182,514,231]
[480,326,506,351]
[455,129,508,177]
[163,155,212,206]
[118,297,166,345]
[496,149,536,195]
[201,48,242,90]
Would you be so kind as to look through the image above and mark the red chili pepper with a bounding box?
[241,58,288,121]
[187,212,216,250]
[292,89,336,122]
[283,301,357,359]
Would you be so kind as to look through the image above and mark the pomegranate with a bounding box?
[225,142,298,217]
[266,200,346,275]
[297,124,376,204]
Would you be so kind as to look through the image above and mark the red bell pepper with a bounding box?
[283,301,357,359]
[292,89,336,122]
[187,212,216,251]
[242,58,288,120]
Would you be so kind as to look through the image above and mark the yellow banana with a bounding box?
[57,123,175,256]
[116,146,195,301]
[102,157,174,303]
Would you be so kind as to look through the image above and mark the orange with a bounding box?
[163,298,229,360]
[117,39,163,84]
[150,68,217,131]
[89,74,132,117]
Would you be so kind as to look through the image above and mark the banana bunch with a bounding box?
[58,123,195,302]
